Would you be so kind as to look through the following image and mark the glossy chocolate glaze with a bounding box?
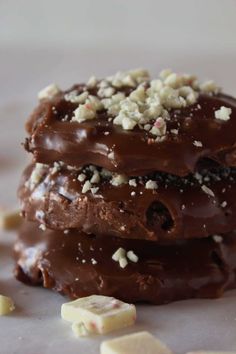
[14,221,236,304]
[25,90,236,176]
[19,163,236,242]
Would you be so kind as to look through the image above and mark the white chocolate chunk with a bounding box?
[61,295,136,334]
[71,322,89,337]
[0,295,15,315]
[100,331,172,354]
[38,83,60,100]
[0,209,22,230]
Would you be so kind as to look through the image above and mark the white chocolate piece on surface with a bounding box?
[100,331,173,354]
[71,322,89,337]
[0,295,15,315]
[61,295,136,334]
[0,209,22,230]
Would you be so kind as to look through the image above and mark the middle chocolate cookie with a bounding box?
[19,162,236,242]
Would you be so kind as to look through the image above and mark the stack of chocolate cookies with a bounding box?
[15,69,236,304]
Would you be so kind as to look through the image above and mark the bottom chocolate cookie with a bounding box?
[14,221,236,305]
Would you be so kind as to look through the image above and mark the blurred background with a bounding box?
[0,0,236,204]
[1,0,236,103]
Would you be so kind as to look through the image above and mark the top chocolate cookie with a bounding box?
[25,69,236,176]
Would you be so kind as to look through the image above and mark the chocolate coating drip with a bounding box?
[25,92,236,176]
[19,163,236,242]
[14,221,236,304]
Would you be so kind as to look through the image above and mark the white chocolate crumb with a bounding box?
[129,179,137,187]
[91,258,97,265]
[213,235,223,243]
[112,248,126,262]
[200,80,220,94]
[82,180,92,193]
[0,295,15,315]
[111,174,128,186]
[221,201,227,208]
[193,140,203,147]
[91,187,99,195]
[78,173,86,182]
[90,170,100,184]
[119,257,128,269]
[38,83,60,100]
[87,76,97,88]
[108,151,115,160]
[201,185,215,197]
[127,250,139,263]
[64,91,88,104]
[39,223,46,231]
[215,106,232,121]
[27,163,46,190]
[72,104,96,123]
[171,129,179,135]
[145,180,158,190]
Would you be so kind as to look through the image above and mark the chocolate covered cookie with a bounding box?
[25,69,236,176]
[19,162,236,242]
[14,221,236,304]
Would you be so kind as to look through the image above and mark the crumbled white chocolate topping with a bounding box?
[112,248,126,262]
[110,174,128,186]
[25,163,46,190]
[212,235,223,243]
[145,180,158,190]
[112,247,139,268]
[201,184,215,197]
[127,250,139,263]
[39,223,46,231]
[66,69,222,143]
[221,201,227,208]
[78,173,86,182]
[82,180,92,194]
[215,106,232,121]
[65,90,89,104]
[72,103,96,123]
[129,179,137,187]
[38,83,60,100]
[200,80,220,94]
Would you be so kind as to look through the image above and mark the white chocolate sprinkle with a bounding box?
[82,180,92,194]
[193,140,203,147]
[112,248,126,262]
[145,180,158,190]
[215,106,232,121]
[127,250,139,263]
[38,83,60,100]
[201,185,215,197]
[119,257,128,269]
